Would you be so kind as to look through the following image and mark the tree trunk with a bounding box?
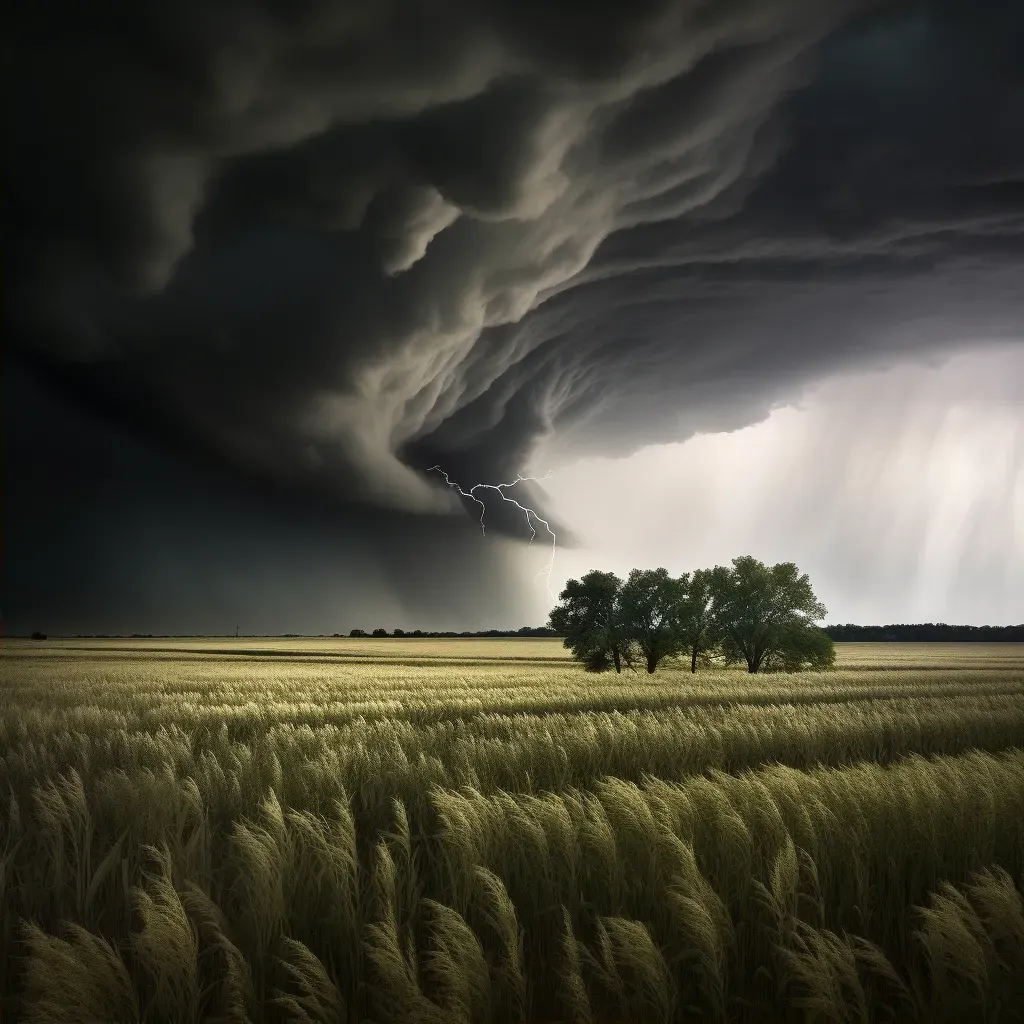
[690,647,698,674]
[613,648,621,673]
[646,653,657,673]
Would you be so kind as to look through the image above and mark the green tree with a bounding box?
[676,566,730,673]
[713,556,835,673]
[548,570,634,672]
[618,567,686,673]
[761,618,837,672]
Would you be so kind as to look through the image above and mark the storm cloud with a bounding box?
[7,1,1024,547]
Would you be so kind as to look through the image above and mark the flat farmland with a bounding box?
[2,639,1023,1022]
[15,635,1024,664]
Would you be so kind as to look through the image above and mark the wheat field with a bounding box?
[2,638,1023,1023]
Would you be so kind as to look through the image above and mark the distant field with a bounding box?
[12,634,1024,668]
[2,640,1023,1021]
[8,635,578,664]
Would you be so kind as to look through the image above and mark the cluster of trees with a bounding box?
[549,556,835,674]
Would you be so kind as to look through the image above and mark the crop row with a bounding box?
[4,748,1023,1022]
[5,661,1024,730]
[3,693,1024,828]
[4,650,1023,1020]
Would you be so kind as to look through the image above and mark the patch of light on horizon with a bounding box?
[536,345,1024,625]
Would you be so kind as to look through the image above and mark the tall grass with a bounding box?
[1,639,1023,1021]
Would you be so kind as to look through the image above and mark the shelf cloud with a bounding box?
[12,1,1021,509]
[6,0,1024,629]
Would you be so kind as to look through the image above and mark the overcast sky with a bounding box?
[542,345,1024,626]
[5,0,1023,632]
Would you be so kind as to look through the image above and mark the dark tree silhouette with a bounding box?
[825,623,1024,642]
[675,566,731,673]
[548,570,635,672]
[713,556,834,673]
[617,568,685,673]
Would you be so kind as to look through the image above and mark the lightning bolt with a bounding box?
[429,466,557,599]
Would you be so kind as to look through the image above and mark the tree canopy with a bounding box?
[617,568,686,673]
[713,556,833,673]
[673,566,732,673]
[547,570,635,672]
[549,555,834,674]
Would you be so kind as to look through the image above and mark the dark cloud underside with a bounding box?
[7,0,1024,533]
[3,362,535,635]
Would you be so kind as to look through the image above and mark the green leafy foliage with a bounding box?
[675,567,732,674]
[554,557,834,674]
[617,568,687,673]
[549,570,636,673]
[714,556,833,673]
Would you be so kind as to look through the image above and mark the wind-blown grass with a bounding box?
[2,638,1023,1021]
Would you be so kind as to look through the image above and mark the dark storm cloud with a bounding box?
[2,362,538,636]
[8,0,1024,531]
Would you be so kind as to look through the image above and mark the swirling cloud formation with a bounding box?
[9,0,1024,524]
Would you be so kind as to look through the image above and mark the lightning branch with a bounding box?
[429,466,558,599]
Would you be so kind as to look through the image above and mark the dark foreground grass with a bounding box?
[2,640,1023,1022]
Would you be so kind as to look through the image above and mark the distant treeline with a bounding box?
[345,626,560,638]
[25,624,1023,642]
[26,627,560,640]
[350,623,1024,644]
[823,623,1024,642]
